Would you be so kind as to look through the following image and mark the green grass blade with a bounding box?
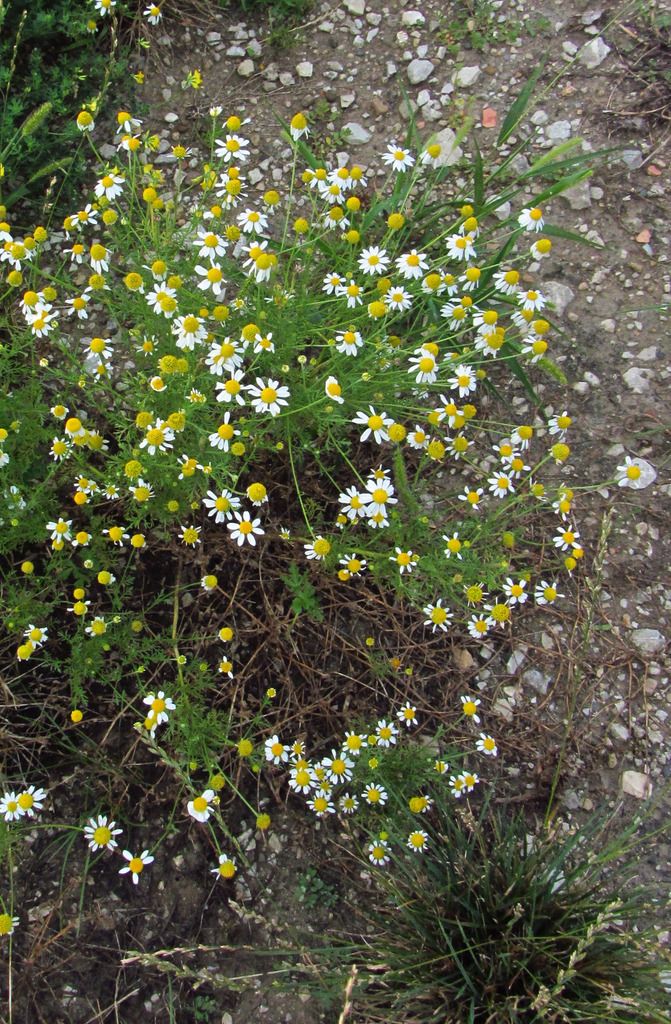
[497,62,545,146]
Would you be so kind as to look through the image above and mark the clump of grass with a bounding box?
[340,796,670,1023]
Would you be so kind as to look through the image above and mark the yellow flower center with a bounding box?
[93,825,111,845]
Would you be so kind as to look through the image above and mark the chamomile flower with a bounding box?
[408,349,438,384]
[321,750,354,783]
[502,578,528,605]
[265,735,289,765]
[307,794,336,817]
[358,246,389,276]
[227,510,264,546]
[381,143,414,172]
[94,170,124,201]
[407,829,429,853]
[339,792,359,814]
[0,914,19,937]
[442,532,463,559]
[386,284,413,311]
[343,732,366,756]
[119,849,154,884]
[180,524,201,547]
[477,734,498,756]
[616,456,656,490]
[375,719,398,747]
[23,624,48,647]
[208,413,239,452]
[423,599,453,633]
[142,691,175,725]
[395,249,428,280]
[211,853,237,879]
[368,839,390,866]
[363,783,388,806]
[518,206,544,231]
[49,437,69,462]
[449,774,467,798]
[362,476,397,516]
[352,406,392,444]
[397,702,418,727]
[193,229,227,261]
[143,4,162,24]
[172,314,207,350]
[460,695,481,723]
[84,815,122,852]
[215,134,251,162]
[195,263,226,296]
[46,518,73,542]
[336,279,363,308]
[237,208,269,235]
[324,375,344,404]
[246,377,290,417]
[535,580,563,605]
[553,525,581,551]
[322,271,343,294]
[16,785,46,819]
[203,489,240,523]
[289,112,309,140]
[304,536,331,561]
[0,792,25,822]
[390,547,418,574]
[335,328,364,355]
[187,789,216,822]
[406,425,429,450]
[140,420,174,455]
[446,232,476,261]
[468,613,493,639]
[488,473,515,499]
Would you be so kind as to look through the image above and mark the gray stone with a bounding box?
[279,71,295,86]
[493,201,511,220]
[344,0,365,13]
[622,366,652,393]
[506,649,527,674]
[164,112,179,123]
[631,628,665,656]
[296,61,313,78]
[610,722,631,743]
[522,668,551,696]
[402,10,425,26]
[342,122,371,145]
[621,770,653,800]
[581,8,603,25]
[237,59,255,78]
[621,148,643,170]
[562,41,578,56]
[546,119,572,142]
[407,58,434,85]
[530,109,548,126]
[429,127,463,167]
[453,65,481,87]
[340,93,356,109]
[543,280,575,316]
[560,180,592,210]
[227,45,246,57]
[578,36,611,69]
[206,31,222,43]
